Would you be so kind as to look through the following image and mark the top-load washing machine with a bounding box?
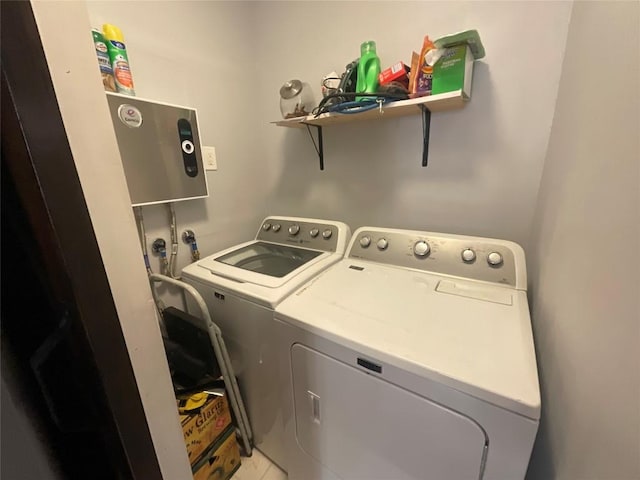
[274,227,541,480]
[181,216,351,470]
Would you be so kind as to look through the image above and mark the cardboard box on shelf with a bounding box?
[179,393,232,465]
[432,44,475,98]
[192,426,241,480]
[379,61,409,87]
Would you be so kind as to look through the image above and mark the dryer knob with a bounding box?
[359,236,371,248]
[288,224,300,235]
[262,223,271,231]
[461,248,476,263]
[272,224,281,232]
[322,229,333,239]
[377,238,389,250]
[487,251,503,266]
[309,228,319,237]
[413,241,430,257]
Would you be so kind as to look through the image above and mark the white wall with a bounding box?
[86,1,270,285]
[254,1,572,250]
[526,2,640,478]
[31,2,192,477]
[86,1,573,274]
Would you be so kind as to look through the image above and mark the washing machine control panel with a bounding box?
[349,228,522,287]
[257,218,342,252]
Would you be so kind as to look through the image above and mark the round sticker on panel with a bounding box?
[117,104,142,128]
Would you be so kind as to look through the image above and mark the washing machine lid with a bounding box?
[213,241,323,277]
[275,259,541,419]
[194,240,330,289]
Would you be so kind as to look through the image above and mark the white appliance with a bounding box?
[181,216,351,470]
[274,227,541,480]
[106,93,208,206]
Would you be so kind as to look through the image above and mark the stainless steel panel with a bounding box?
[106,93,208,206]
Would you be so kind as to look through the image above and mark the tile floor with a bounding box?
[234,448,287,480]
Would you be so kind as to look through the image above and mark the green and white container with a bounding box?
[103,24,135,96]
[432,29,485,98]
[431,44,474,97]
[91,29,116,92]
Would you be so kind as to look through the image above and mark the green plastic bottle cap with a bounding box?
[360,41,376,54]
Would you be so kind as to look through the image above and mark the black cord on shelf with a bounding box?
[313,91,408,117]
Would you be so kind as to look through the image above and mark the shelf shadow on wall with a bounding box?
[278,60,497,179]
[271,62,499,228]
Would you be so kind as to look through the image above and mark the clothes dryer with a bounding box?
[274,227,540,480]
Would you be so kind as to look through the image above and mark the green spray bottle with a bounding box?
[103,24,135,95]
[356,40,381,101]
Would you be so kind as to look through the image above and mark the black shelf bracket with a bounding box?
[301,105,430,170]
[303,123,324,170]
[420,105,432,167]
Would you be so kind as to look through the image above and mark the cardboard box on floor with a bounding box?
[180,393,232,465]
[192,426,241,480]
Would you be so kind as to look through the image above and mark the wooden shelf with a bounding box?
[271,90,468,128]
[271,89,469,170]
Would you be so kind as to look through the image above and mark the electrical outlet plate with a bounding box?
[203,146,217,171]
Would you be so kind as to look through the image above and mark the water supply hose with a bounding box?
[134,206,153,275]
[167,203,180,279]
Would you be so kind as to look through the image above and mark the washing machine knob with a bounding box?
[322,229,333,239]
[413,241,430,257]
[309,228,319,237]
[272,224,281,232]
[461,248,476,263]
[377,238,388,250]
[359,236,371,248]
[288,224,300,235]
[487,251,503,266]
[262,223,271,231]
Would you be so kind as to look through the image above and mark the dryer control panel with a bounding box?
[348,227,526,289]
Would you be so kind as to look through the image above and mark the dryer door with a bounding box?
[291,344,487,480]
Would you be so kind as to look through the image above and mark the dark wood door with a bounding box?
[1,2,164,479]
